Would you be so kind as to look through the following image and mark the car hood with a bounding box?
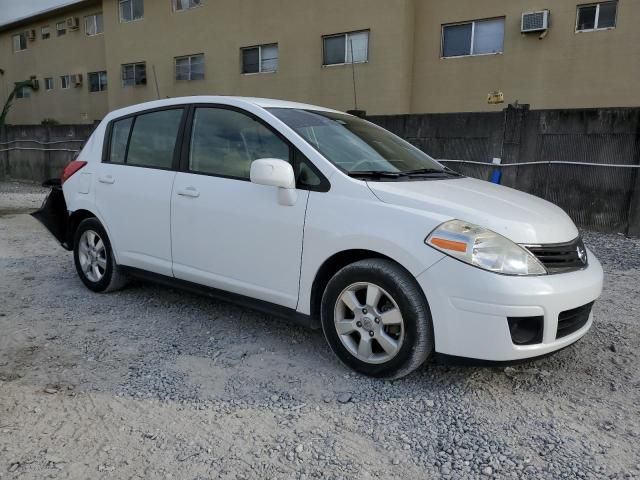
[367,177,578,244]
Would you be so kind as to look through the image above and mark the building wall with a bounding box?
[1,0,639,124]
[0,1,108,125]
[102,0,415,115]
[412,0,640,113]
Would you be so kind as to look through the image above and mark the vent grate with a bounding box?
[522,11,549,32]
[525,238,588,274]
[556,302,594,339]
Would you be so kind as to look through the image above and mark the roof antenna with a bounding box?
[349,39,358,111]
[346,39,366,117]
[152,64,161,99]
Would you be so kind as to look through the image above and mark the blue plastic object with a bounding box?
[490,170,502,184]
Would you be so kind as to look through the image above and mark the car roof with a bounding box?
[103,96,343,122]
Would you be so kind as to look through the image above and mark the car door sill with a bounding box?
[119,266,318,329]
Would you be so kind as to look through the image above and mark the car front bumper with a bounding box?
[416,249,604,361]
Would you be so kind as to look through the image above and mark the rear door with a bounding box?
[94,107,186,276]
[171,106,324,308]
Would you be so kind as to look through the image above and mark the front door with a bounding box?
[171,106,308,308]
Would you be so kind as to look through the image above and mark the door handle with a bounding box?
[98,175,115,184]
[177,186,200,198]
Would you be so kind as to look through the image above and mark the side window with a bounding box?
[109,117,133,163]
[126,109,183,168]
[189,108,290,179]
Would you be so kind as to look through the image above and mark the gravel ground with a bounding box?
[0,180,639,479]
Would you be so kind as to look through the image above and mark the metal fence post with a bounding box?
[627,119,640,237]
[0,126,6,181]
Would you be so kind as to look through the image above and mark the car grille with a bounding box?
[556,302,594,339]
[525,238,588,274]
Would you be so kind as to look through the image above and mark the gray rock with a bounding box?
[336,393,352,404]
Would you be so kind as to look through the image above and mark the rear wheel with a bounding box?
[73,218,127,293]
[320,259,434,379]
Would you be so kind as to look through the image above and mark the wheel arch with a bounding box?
[66,209,119,264]
[309,249,412,326]
[66,209,97,246]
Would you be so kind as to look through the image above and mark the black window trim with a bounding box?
[102,104,189,171]
[102,103,330,192]
[178,103,330,192]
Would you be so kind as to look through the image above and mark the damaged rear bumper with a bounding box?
[31,182,72,250]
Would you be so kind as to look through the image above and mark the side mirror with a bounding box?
[250,158,297,206]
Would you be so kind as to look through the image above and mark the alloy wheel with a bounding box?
[78,229,107,283]
[333,282,405,364]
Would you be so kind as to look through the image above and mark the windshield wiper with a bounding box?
[347,170,403,179]
[398,168,447,176]
[348,167,463,180]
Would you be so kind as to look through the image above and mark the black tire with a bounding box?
[73,218,128,293]
[320,259,434,379]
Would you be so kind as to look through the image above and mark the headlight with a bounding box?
[425,220,547,276]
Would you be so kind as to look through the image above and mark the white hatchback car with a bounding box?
[35,96,604,378]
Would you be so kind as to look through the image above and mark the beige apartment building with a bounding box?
[0,0,637,125]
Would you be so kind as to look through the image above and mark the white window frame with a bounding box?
[441,17,505,59]
[56,21,66,36]
[241,44,278,74]
[85,13,104,36]
[44,77,54,90]
[12,33,27,52]
[61,75,72,89]
[173,0,203,12]
[322,30,370,67]
[175,54,205,81]
[576,1,618,32]
[88,71,107,92]
[16,86,30,99]
[119,0,144,23]
[41,25,51,40]
[121,62,147,87]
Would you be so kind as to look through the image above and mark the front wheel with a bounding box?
[320,259,434,379]
[73,218,127,293]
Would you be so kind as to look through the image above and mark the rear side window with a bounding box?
[189,107,290,179]
[109,117,133,163]
[107,108,184,169]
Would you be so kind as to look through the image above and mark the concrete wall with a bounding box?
[0,0,108,125]
[2,107,639,236]
[368,107,640,236]
[412,0,640,113]
[0,124,94,183]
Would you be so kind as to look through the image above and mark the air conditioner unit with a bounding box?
[72,74,83,87]
[521,10,549,33]
[66,17,80,30]
[27,29,37,41]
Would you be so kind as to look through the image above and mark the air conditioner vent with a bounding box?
[521,10,549,33]
[66,17,80,30]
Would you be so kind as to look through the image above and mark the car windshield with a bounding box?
[267,108,448,176]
